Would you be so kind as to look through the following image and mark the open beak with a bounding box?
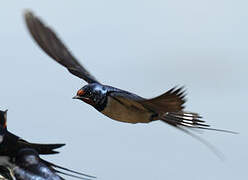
[72,95,93,105]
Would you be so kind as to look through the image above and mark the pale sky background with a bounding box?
[0,0,247,180]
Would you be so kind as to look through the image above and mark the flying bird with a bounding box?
[0,110,96,180]
[24,11,236,135]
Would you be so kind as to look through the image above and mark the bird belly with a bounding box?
[101,97,152,123]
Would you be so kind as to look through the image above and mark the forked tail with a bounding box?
[160,111,238,159]
[161,111,237,134]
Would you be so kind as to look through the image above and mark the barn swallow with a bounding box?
[24,11,236,136]
[0,110,96,180]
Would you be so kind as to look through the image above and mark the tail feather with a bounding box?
[141,86,186,113]
[54,170,94,180]
[161,111,237,134]
[172,125,225,160]
[161,112,238,159]
[42,159,96,179]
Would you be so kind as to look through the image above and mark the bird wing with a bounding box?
[24,10,98,84]
[108,89,148,111]
[17,138,65,155]
[41,159,96,180]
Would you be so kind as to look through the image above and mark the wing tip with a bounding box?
[23,9,34,20]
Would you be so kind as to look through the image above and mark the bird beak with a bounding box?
[72,95,94,105]
[72,95,80,99]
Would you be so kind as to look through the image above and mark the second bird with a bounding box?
[24,11,234,134]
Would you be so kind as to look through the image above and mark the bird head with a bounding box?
[73,83,107,111]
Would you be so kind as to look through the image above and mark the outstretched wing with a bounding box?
[24,10,98,84]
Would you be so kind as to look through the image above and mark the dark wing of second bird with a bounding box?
[0,111,64,157]
[24,11,98,84]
